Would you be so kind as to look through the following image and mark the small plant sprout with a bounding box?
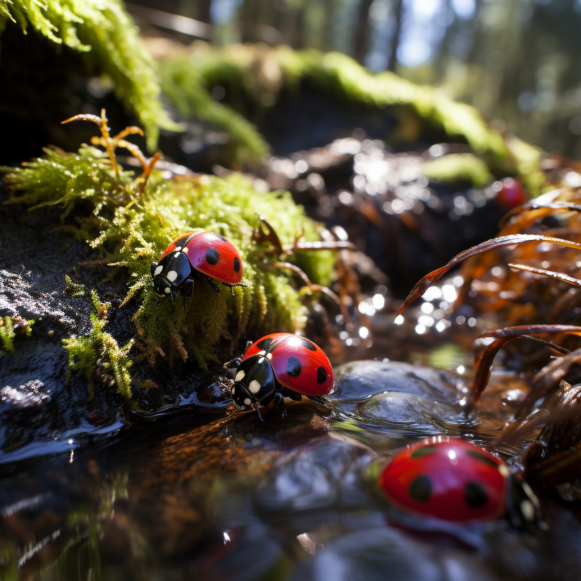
[62,109,161,200]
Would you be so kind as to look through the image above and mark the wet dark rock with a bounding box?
[0,381,50,409]
[254,437,372,512]
[0,184,229,464]
[330,360,461,404]
[356,391,465,433]
[292,527,496,581]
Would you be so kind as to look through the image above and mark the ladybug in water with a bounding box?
[151,231,245,301]
[378,438,541,529]
[224,333,334,418]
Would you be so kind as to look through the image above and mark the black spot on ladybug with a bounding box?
[409,475,432,502]
[467,450,499,468]
[257,337,273,350]
[317,366,327,384]
[297,337,317,351]
[234,257,241,272]
[286,356,302,377]
[411,446,438,459]
[465,481,488,507]
[206,247,220,265]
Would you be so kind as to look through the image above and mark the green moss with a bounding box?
[0,0,179,149]
[3,119,334,376]
[0,315,34,353]
[0,316,14,352]
[0,541,18,580]
[162,56,269,164]
[63,290,133,400]
[421,153,492,188]
[65,274,86,298]
[160,44,542,179]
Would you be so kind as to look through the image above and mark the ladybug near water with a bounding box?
[151,231,246,301]
[224,333,334,419]
[378,438,542,529]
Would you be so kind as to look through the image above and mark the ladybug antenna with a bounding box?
[255,405,264,423]
[155,298,161,306]
[171,291,179,303]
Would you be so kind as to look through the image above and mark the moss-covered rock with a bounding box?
[1,113,333,387]
[160,43,544,185]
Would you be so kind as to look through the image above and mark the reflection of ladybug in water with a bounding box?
[151,232,245,301]
[378,438,541,528]
[224,333,334,418]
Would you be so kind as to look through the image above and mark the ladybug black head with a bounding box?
[506,477,543,531]
[153,275,174,299]
[231,382,254,411]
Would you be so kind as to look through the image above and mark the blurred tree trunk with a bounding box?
[387,0,404,71]
[353,0,373,63]
[322,0,335,51]
[197,0,212,23]
[466,0,484,65]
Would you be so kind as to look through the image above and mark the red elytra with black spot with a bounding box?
[160,231,243,284]
[242,333,334,396]
[378,438,508,524]
[496,177,527,209]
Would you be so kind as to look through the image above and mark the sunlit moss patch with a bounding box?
[2,116,334,374]
[422,154,492,189]
[63,291,133,400]
[0,315,34,353]
[160,44,542,179]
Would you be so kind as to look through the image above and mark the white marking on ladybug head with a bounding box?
[154,265,163,276]
[167,270,178,282]
[266,353,272,360]
[258,350,266,356]
[182,247,189,253]
[232,386,236,395]
[174,249,180,254]
[164,287,171,294]
[521,499,535,522]
[522,482,540,508]
[235,370,245,382]
[244,398,251,406]
[498,464,510,478]
[258,357,265,364]
[249,380,261,394]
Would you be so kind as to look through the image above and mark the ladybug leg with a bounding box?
[223,341,252,370]
[150,262,158,278]
[242,340,253,357]
[255,405,264,422]
[273,392,287,418]
[181,278,194,309]
[279,386,302,402]
[203,275,221,295]
[223,357,242,370]
[182,278,194,298]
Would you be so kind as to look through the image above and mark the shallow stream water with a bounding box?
[3,331,577,581]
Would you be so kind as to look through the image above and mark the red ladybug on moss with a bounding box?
[224,333,334,418]
[378,438,541,528]
[151,232,245,301]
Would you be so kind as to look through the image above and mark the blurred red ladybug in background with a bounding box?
[378,438,541,529]
[494,177,528,209]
